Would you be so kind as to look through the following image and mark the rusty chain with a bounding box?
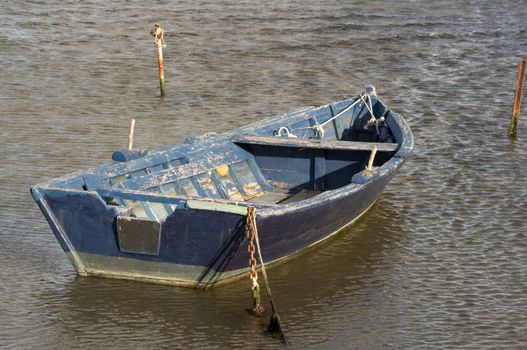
[246,206,265,316]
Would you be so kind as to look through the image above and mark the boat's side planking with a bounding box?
[32,164,397,287]
[31,95,413,287]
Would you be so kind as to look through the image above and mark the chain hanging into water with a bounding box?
[246,207,289,347]
[246,207,265,317]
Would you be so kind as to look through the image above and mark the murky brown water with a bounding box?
[1,0,527,348]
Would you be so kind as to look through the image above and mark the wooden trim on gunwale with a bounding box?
[232,135,399,152]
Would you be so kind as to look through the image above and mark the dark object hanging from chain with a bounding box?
[246,207,265,317]
[246,207,289,347]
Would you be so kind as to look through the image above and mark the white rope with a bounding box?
[277,126,297,138]
[310,94,366,138]
[361,94,378,129]
[275,86,379,139]
[285,98,361,139]
[320,98,362,127]
[312,124,325,139]
[361,93,388,134]
[367,95,374,118]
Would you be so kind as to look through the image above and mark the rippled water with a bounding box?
[1,0,526,348]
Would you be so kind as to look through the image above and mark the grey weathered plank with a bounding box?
[232,135,399,152]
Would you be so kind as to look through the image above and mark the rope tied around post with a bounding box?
[245,207,289,346]
[150,23,166,96]
[150,23,166,48]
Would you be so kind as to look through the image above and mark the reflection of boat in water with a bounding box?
[31,86,413,288]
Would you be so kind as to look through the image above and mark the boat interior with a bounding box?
[48,97,403,220]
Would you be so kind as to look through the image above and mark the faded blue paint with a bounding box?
[31,92,414,287]
[112,149,149,162]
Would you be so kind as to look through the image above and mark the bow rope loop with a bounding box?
[246,207,265,317]
[150,23,166,48]
[274,87,370,139]
[362,85,383,132]
[312,124,325,139]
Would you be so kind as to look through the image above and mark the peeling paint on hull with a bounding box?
[31,94,413,288]
[71,199,378,288]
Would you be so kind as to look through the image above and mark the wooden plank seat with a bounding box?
[232,135,399,152]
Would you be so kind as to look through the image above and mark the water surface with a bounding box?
[1,0,526,348]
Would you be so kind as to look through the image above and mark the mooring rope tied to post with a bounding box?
[246,207,289,347]
[150,23,166,96]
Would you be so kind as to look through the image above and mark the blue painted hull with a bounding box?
[31,92,413,287]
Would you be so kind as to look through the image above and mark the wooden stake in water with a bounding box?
[128,118,136,151]
[151,23,166,96]
[509,58,526,136]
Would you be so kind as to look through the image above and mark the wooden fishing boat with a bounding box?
[31,87,413,288]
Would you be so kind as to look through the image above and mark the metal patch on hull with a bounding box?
[116,216,161,255]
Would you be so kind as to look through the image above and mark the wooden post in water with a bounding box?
[151,23,166,96]
[509,58,526,136]
[128,118,136,151]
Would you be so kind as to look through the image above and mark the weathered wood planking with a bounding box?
[232,135,399,152]
[31,91,414,288]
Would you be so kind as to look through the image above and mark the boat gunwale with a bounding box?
[31,154,406,222]
[32,98,357,188]
[32,98,414,213]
